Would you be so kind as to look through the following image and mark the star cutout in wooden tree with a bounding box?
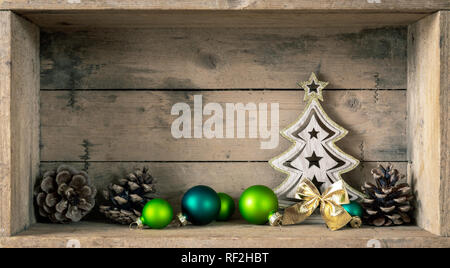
[308,128,320,139]
[310,175,325,192]
[308,81,319,93]
[305,151,322,168]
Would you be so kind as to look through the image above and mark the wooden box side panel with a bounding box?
[10,12,40,232]
[0,11,40,236]
[1,0,449,12]
[440,11,449,237]
[0,11,12,237]
[407,12,449,236]
[15,11,431,30]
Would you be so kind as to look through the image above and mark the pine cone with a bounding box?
[361,164,414,226]
[99,167,156,225]
[35,165,97,223]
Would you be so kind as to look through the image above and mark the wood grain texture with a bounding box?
[11,11,40,232]
[40,27,407,90]
[1,221,448,248]
[21,11,429,29]
[1,0,449,12]
[407,12,449,236]
[0,11,12,238]
[0,12,40,236]
[439,11,449,237]
[40,90,407,162]
[40,161,406,220]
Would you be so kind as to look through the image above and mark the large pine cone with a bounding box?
[361,164,414,226]
[99,167,156,225]
[35,165,97,223]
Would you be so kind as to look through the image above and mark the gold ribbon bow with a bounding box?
[281,178,352,231]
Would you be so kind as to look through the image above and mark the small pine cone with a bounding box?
[361,164,414,226]
[35,165,97,223]
[100,167,156,225]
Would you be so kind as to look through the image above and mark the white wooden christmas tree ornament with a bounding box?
[270,73,364,207]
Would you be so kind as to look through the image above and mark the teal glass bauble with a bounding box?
[342,201,364,217]
[181,185,221,225]
[140,198,174,229]
[239,185,278,225]
[216,193,235,221]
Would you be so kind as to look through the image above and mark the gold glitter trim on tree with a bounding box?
[299,72,329,102]
[270,73,366,207]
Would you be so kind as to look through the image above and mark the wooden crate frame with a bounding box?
[0,1,448,247]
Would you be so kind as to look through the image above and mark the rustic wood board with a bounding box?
[1,0,449,12]
[0,11,12,238]
[39,161,407,219]
[40,90,407,162]
[0,12,40,236]
[407,12,449,236]
[1,221,448,248]
[21,11,429,29]
[10,11,40,231]
[440,11,449,238]
[40,26,407,90]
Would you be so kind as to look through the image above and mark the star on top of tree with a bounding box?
[298,73,329,102]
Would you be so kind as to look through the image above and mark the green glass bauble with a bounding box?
[181,185,221,225]
[216,193,235,221]
[342,201,363,217]
[239,185,278,225]
[140,198,173,229]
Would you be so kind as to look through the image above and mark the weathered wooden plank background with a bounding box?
[40,90,406,162]
[40,27,407,89]
[39,25,409,220]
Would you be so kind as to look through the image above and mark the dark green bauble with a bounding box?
[140,198,173,229]
[216,193,235,221]
[239,185,278,225]
[181,185,221,225]
[342,201,363,217]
